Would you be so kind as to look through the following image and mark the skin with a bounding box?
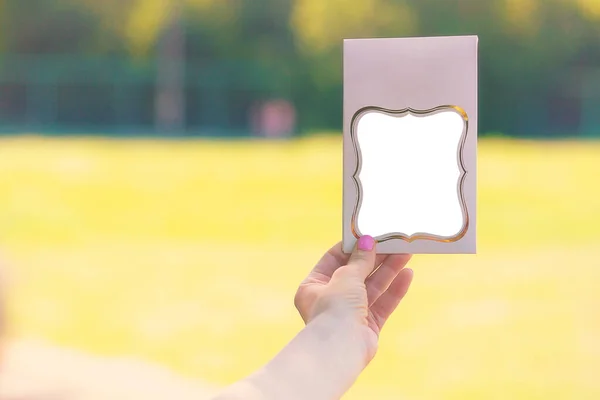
[214,237,413,400]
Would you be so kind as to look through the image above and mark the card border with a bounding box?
[349,105,470,243]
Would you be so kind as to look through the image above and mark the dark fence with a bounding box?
[0,55,292,136]
[1,54,600,138]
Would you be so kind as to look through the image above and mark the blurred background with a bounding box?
[0,0,599,399]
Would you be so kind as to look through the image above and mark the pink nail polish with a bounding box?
[357,235,375,251]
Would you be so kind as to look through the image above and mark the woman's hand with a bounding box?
[295,236,413,362]
[214,238,413,400]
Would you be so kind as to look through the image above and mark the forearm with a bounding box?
[214,314,370,400]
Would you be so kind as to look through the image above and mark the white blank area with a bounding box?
[355,110,465,238]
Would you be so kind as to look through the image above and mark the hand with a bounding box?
[294,236,413,362]
[214,238,413,400]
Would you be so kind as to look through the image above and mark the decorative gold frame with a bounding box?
[349,105,470,243]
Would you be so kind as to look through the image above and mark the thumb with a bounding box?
[345,235,377,280]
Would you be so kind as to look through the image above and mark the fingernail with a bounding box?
[357,235,375,251]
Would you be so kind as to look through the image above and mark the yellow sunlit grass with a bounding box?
[1,136,599,399]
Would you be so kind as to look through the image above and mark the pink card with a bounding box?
[342,36,478,254]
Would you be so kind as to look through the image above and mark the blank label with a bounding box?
[353,107,467,240]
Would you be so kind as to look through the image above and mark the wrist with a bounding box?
[251,313,372,400]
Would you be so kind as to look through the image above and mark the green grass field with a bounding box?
[1,136,599,399]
